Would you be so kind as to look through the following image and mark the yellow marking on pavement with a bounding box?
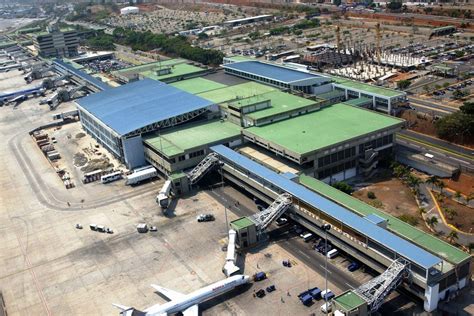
[429,190,474,236]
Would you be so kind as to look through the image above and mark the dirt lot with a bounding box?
[438,195,474,234]
[400,110,438,137]
[353,174,428,231]
[442,173,474,197]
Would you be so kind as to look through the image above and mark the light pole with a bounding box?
[322,223,331,310]
[220,162,228,231]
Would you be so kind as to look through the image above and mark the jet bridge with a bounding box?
[354,259,409,313]
[186,152,220,185]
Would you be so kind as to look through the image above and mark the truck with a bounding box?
[156,180,172,209]
[126,166,157,185]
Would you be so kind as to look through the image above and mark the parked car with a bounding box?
[253,272,267,281]
[321,289,335,301]
[150,226,157,232]
[197,214,215,222]
[348,262,360,272]
[255,289,266,298]
[275,217,288,226]
[75,224,83,229]
[266,285,276,293]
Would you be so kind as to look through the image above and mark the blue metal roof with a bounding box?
[54,59,111,91]
[364,214,387,225]
[224,61,319,83]
[211,145,442,270]
[77,79,213,136]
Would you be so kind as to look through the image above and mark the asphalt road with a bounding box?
[407,96,457,116]
[396,131,474,171]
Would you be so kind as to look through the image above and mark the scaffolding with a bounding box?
[354,258,409,312]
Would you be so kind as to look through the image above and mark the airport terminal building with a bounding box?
[75,58,405,182]
[72,56,471,313]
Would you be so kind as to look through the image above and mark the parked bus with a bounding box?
[268,50,295,61]
[101,171,122,184]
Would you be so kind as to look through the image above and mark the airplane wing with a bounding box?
[151,284,185,301]
[182,304,199,316]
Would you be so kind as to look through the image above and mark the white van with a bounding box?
[326,249,339,259]
[321,301,332,313]
[301,233,313,242]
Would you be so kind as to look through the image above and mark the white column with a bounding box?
[424,283,440,312]
[388,98,392,114]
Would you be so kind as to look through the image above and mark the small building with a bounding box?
[333,291,368,316]
[120,6,139,15]
[230,217,257,248]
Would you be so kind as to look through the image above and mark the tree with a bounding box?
[453,89,469,100]
[367,191,376,199]
[443,82,450,88]
[333,0,342,6]
[447,230,458,244]
[332,182,353,194]
[197,32,209,40]
[444,207,457,220]
[397,80,411,90]
[426,216,438,228]
[392,164,409,179]
[418,207,426,216]
[387,1,402,10]
[407,174,422,190]
[459,101,474,115]
[438,181,445,193]
[425,175,439,189]
[454,191,462,203]
[435,102,474,143]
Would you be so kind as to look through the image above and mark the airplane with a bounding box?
[113,274,250,316]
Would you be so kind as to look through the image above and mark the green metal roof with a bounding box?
[143,119,241,158]
[170,77,227,94]
[169,171,186,181]
[317,89,345,100]
[231,217,255,229]
[198,82,276,104]
[242,91,319,121]
[245,103,404,155]
[143,63,204,81]
[299,175,471,265]
[114,59,187,74]
[343,97,373,107]
[329,75,405,98]
[333,291,366,311]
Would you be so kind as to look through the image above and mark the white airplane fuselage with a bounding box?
[145,275,249,315]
